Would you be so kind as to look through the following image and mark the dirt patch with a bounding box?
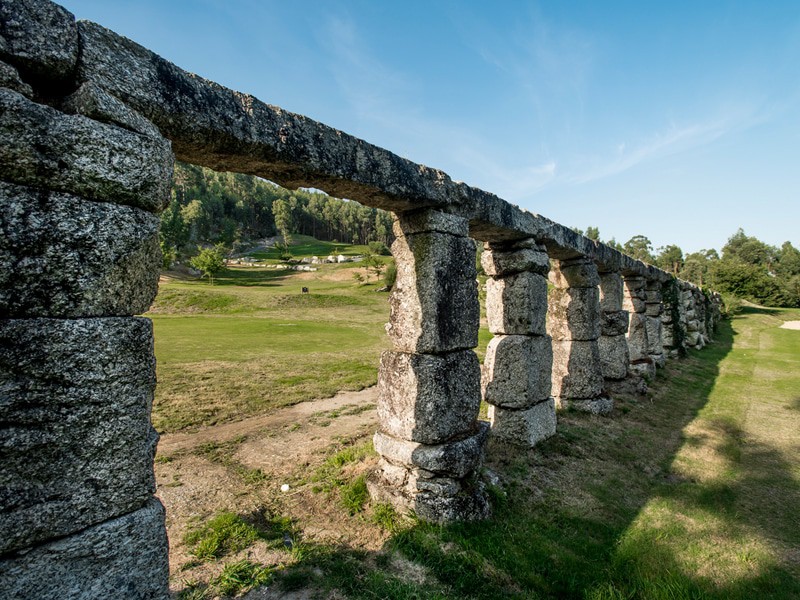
[155,387,384,594]
[780,320,800,330]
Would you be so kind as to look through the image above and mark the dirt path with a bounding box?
[780,320,800,330]
[157,386,378,456]
[154,387,382,591]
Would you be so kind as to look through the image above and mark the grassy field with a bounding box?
[151,243,800,598]
[259,304,799,599]
[148,237,391,433]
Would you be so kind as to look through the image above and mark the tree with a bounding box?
[272,198,292,245]
[585,226,600,241]
[655,244,684,275]
[623,235,654,263]
[190,244,226,285]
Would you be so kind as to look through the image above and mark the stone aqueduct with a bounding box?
[0,1,721,597]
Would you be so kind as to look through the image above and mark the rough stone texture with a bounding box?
[387,224,479,354]
[599,271,624,312]
[373,422,488,479]
[627,313,650,362]
[0,60,33,97]
[645,302,663,317]
[488,399,556,447]
[0,181,161,318]
[547,287,601,341]
[630,361,656,379]
[598,334,629,380]
[377,350,481,445]
[62,81,163,139]
[481,245,550,277]
[0,317,157,554]
[392,208,468,237]
[623,295,646,314]
[482,334,552,408]
[550,258,600,288]
[646,316,664,356]
[600,310,629,337]
[551,340,605,399]
[367,461,490,524]
[0,498,169,600]
[0,88,173,213]
[557,397,614,415]
[486,271,548,336]
[0,0,78,83]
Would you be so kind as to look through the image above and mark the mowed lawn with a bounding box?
[271,305,800,599]
[148,260,390,433]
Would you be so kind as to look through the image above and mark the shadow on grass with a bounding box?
[268,314,799,599]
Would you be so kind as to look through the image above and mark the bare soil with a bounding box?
[154,387,384,595]
[779,320,800,330]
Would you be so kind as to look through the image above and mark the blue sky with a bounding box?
[62,0,800,254]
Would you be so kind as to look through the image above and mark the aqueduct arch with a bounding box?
[0,1,720,597]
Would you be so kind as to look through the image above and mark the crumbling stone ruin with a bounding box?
[0,1,722,597]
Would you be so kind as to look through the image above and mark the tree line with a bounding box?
[159,162,394,260]
[573,226,800,308]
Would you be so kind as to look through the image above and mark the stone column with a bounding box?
[548,258,612,414]
[660,279,685,358]
[598,271,630,382]
[645,281,666,368]
[481,239,555,446]
[623,276,655,379]
[368,209,489,523]
[683,284,705,350]
[0,58,172,600]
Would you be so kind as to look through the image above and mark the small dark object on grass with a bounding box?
[301,287,309,294]
[283,532,293,550]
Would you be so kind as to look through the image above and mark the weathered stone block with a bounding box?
[547,287,600,341]
[600,310,629,337]
[623,295,646,313]
[0,0,78,82]
[0,498,169,600]
[645,289,662,303]
[624,276,647,292]
[627,313,650,362]
[367,461,490,524]
[598,334,629,380]
[685,330,703,347]
[373,422,488,479]
[388,230,479,353]
[557,396,614,415]
[646,316,663,355]
[482,334,552,408]
[62,81,163,139]
[630,360,656,379]
[550,257,600,288]
[551,340,605,399]
[377,350,481,445]
[0,182,161,318]
[0,317,157,554]
[488,398,556,447]
[486,271,548,336]
[0,60,33,97]
[414,479,490,524]
[393,208,469,237]
[645,302,663,317]
[481,246,549,277]
[0,88,173,213]
[599,271,624,312]
[662,326,676,348]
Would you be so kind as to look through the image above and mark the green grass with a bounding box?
[148,260,390,432]
[248,234,370,260]
[271,306,800,599]
[183,512,262,560]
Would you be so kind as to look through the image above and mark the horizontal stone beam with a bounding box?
[73,19,673,282]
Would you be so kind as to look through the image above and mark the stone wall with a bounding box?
[0,1,722,597]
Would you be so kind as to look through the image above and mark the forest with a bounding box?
[159,163,800,308]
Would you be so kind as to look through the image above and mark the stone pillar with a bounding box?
[548,258,612,414]
[598,271,630,382]
[368,209,489,523]
[0,8,172,594]
[645,281,666,368]
[660,279,685,358]
[623,276,655,379]
[481,239,555,446]
[683,284,705,350]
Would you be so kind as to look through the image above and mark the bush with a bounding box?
[368,241,391,256]
[383,260,397,290]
